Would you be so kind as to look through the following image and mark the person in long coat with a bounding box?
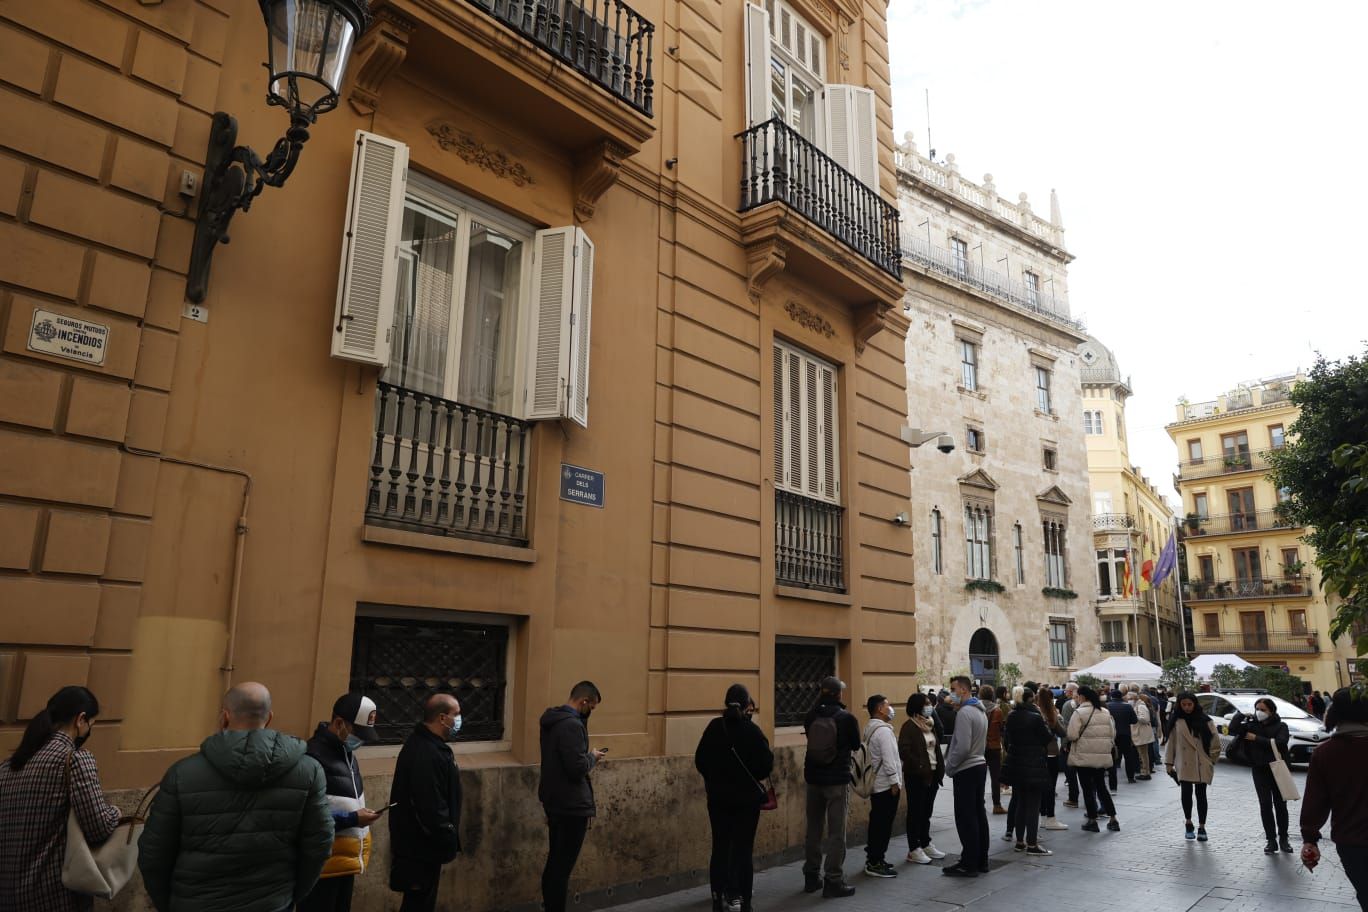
[1126,690,1156,780]
[1229,698,1293,854]
[1001,687,1054,854]
[898,692,946,865]
[1164,691,1223,842]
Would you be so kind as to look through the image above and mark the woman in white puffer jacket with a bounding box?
[1066,686,1120,832]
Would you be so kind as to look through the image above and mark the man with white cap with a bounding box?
[299,694,383,911]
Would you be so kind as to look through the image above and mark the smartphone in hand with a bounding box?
[375,801,399,816]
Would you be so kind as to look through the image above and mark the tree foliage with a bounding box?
[1243,666,1308,705]
[996,662,1022,692]
[1209,663,1245,690]
[1160,656,1196,693]
[1075,673,1104,693]
[1267,351,1368,673]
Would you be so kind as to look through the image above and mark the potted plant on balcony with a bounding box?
[1192,580,1212,599]
[1215,581,1232,597]
[1185,512,1201,534]
[1283,559,1306,579]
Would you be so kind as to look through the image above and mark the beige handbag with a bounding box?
[59,753,157,899]
[1269,742,1300,802]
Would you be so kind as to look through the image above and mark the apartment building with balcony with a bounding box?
[0,0,913,906]
[1167,375,1350,691]
[896,135,1099,686]
[1079,336,1183,661]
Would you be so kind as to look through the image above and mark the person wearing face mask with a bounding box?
[898,692,946,865]
[0,686,122,912]
[139,682,334,912]
[861,695,904,878]
[388,692,464,912]
[539,682,608,912]
[297,694,383,911]
[1228,698,1292,855]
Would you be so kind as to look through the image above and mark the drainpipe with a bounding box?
[126,448,252,690]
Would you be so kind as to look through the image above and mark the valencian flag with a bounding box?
[1151,532,1179,587]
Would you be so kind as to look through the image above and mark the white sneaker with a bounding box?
[924,843,947,859]
[906,848,932,865]
[1042,817,1069,831]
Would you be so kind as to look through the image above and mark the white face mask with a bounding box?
[923,707,934,718]
[887,706,896,721]
[1255,710,1269,722]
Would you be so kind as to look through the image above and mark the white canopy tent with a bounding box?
[1073,655,1163,685]
[1190,653,1256,680]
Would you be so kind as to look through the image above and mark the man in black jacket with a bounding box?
[802,676,861,898]
[389,693,463,912]
[539,682,607,912]
[1105,690,1139,790]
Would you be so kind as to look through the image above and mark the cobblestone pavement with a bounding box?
[605,762,1361,911]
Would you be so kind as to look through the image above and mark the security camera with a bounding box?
[901,426,954,453]
[936,434,955,454]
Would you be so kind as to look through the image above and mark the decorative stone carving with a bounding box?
[745,239,787,300]
[784,301,835,339]
[574,139,632,221]
[852,300,891,352]
[347,8,416,115]
[427,124,535,187]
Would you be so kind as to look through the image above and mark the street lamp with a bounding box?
[187,0,371,302]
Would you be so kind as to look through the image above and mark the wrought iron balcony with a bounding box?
[901,236,1085,332]
[1175,448,1277,481]
[1181,509,1301,537]
[469,0,654,116]
[1091,513,1136,532]
[738,118,901,280]
[775,489,845,592]
[1183,576,1312,602]
[1100,640,1129,652]
[368,381,532,546]
[1194,629,1320,654]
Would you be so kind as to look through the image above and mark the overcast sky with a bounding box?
[887,1,1368,509]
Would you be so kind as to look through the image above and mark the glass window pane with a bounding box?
[457,222,523,413]
[791,76,817,139]
[387,204,457,397]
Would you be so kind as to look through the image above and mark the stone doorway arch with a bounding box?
[969,628,999,686]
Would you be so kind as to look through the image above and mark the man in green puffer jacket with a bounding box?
[139,682,334,911]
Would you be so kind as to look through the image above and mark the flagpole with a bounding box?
[1173,517,1190,659]
[1153,583,1164,663]
[1130,545,1139,657]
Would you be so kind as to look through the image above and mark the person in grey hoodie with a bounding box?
[861,695,904,879]
[942,675,989,878]
[539,682,607,912]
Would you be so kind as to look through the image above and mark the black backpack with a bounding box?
[807,713,840,766]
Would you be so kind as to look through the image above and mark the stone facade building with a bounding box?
[896,135,1099,687]
[1078,335,1183,662]
[1167,375,1353,692]
[0,1,914,908]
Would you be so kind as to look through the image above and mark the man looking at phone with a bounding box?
[389,693,464,912]
[298,694,383,911]
[539,681,608,912]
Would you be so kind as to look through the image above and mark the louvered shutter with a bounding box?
[567,228,594,428]
[744,3,772,126]
[772,341,840,504]
[526,226,593,424]
[822,85,879,190]
[331,131,408,365]
[818,360,839,500]
[772,343,788,486]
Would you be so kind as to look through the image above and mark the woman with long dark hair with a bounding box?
[1037,686,1069,831]
[0,686,122,911]
[1164,691,1223,842]
[1065,686,1120,832]
[1229,697,1293,854]
[1001,686,1053,855]
[695,684,774,912]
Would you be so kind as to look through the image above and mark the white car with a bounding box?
[1195,691,1327,766]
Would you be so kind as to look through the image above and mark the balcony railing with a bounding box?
[901,236,1085,332]
[368,381,532,546]
[1100,640,1129,652]
[738,118,901,280]
[1194,630,1320,654]
[1183,576,1312,602]
[469,0,655,116]
[1091,513,1135,532]
[1181,509,1300,537]
[1175,448,1278,481]
[775,489,845,592]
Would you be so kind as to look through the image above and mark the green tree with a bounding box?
[1242,666,1307,705]
[1160,656,1196,693]
[1208,663,1245,690]
[1267,351,1368,679]
[1075,673,1104,693]
[996,662,1022,692]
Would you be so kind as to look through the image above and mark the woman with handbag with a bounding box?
[695,684,774,912]
[1065,686,1120,833]
[1228,699,1294,854]
[898,692,946,865]
[1164,692,1224,842]
[0,686,123,912]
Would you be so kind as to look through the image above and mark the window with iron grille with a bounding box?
[774,642,835,728]
[349,615,509,744]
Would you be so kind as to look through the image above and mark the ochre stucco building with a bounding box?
[0,0,914,907]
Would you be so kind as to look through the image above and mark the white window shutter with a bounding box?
[819,362,839,500]
[744,2,772,126]
[331,131,408,366]
[527,227,574,421]
[822,85,879,190]
[567,228,594,428]
[772,343,787,486]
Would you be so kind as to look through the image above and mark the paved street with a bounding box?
[605,762,1360,911]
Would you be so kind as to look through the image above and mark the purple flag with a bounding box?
[1151,532,1178,587]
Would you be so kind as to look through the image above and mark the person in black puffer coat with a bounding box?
[695,684,774,912]
[1229,698,1293,854]
[1001,686,1053,855]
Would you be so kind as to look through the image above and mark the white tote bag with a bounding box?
[1269,741,1300,802]
[60,753,157,899]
